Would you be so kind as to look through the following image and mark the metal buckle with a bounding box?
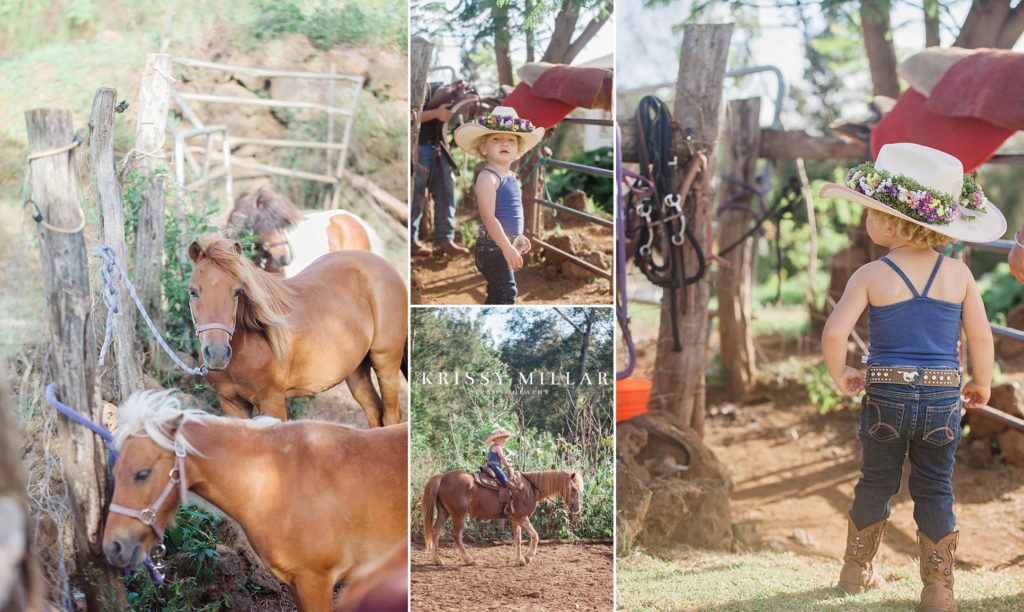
[139,508,157,525]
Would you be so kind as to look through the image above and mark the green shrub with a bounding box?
[251,0,408,50]
[545,147,613,214]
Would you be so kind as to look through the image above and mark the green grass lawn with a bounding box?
[617,549,1024,611]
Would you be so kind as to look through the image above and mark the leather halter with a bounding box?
[109,440,189,540]
[189,297,237,338]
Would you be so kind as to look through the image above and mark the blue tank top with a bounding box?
[487,447,501,464]
[866,253,962,368]
[481,167,524,236]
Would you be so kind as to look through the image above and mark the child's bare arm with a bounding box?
[961,269,993,407]
[475,173,522,269]
[822,267,870,394]
[497,447,510,467]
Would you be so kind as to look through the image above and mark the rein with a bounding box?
[629,96,707,351]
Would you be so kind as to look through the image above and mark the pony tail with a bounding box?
[422,474,443,553]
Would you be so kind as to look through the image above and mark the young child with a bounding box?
[484,427,516,515]
[820,143,1005,611]
[454,107,544,304]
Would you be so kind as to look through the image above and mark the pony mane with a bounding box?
[112,391,280,456]
[523,469,582,503]
[226,186,302,236]
[195,236,296,359]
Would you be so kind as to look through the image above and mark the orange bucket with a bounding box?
[616,377,651,422]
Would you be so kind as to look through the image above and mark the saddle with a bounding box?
[474,466,524,516]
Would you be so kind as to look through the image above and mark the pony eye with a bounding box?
[135,469,151,482]
[233,288,242,299]
[188,288,198,299]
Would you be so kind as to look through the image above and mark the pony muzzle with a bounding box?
[201,341,232,370]
[103,534,147,568]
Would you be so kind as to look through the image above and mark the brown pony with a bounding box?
[187,237,406,426]
[421,469,582,566]
[101,391,407,612]
[226,186,383,277]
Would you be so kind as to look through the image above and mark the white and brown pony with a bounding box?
[101,391,407,612]
[226,186,384,277]
[187,237,407,426]
[421,469,582,566]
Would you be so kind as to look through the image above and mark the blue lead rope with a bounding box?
[44,383,165,584]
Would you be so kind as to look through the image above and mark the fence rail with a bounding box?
[535,198,613,228]
[545,157,614,179]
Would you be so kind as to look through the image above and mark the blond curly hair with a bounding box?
[868,208,950,249]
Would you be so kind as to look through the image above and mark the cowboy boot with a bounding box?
[411,240,431,257]
[434,241,469,256]
[837,516,888,594]
[919,531,958,612]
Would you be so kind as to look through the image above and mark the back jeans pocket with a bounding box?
[922,400,961,447]
[861,394,904,443]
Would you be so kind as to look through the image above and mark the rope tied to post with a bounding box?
[92,245,208,377]
[24,134,87,234]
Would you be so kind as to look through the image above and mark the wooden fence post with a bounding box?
[134,53,172,341]
[716,97,762,400]
[648,23,734,435]
[90,87,146,400]
[25,108,127,610]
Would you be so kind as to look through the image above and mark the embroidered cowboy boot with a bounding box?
[837,516,888,594]
[918,531,958,612]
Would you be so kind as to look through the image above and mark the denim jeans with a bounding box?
[411,143,456,243]
[850,369,962,542]
[474,233,517,305]
[488,462,508,485]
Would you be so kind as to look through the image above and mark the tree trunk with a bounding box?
[954,0,1024,49]
[716,97,762,400]
[860,0,901,98]
[25,108,128,611]
[541,0,612,65]
[924,0,941,46]
[525,0,535,62]
[493,3,515,87]
[648,23,734,436]
[90,87,145,401]
[133,53,172,344]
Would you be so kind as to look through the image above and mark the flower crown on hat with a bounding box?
[845,162,988,226]
[476,113,535,134]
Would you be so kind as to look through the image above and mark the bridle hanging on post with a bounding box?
[628,96,708,351]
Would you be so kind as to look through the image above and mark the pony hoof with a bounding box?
[517,558,527,566]
[525,556,534,565]
[463,558,476,566]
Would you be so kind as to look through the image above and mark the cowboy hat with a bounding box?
[819,142,1006,243]
[484,427,513,444]
[454,106,545,158]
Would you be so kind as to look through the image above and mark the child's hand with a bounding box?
[502,245,524,270]
[833,366,865,395]
[962,380,991,409]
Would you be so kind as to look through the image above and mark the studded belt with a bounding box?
[866,366,962,387]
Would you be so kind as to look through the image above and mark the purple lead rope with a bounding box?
[44,384,165,584]
[616,125,653,380]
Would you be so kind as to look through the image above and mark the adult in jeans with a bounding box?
[411,106,468,257]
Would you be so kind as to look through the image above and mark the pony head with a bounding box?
[102,391,205,568]
[187,236,295,370]
[226,187,301,269]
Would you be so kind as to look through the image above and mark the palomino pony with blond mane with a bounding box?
[187,237,406,426]
[226,186,384,277]
[101,391,407,612]
[421,468,582,566]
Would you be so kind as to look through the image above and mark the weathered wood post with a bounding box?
[716,97,762,400]
[133,53,172,338]
[25,108,127,609]
[649,23,734,434]
[90,87,145,400]
[410,36,434,241]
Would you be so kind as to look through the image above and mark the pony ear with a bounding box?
[187,241,202,262]
[232,241,243,255]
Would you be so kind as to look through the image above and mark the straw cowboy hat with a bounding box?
[484,427,513,444]
[819,142,1006,243]
[454,106,545,158]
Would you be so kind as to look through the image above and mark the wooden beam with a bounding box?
[619,120,868,162]
[89,87,145,400]
[26,107,127,610]
[649,23,734,436]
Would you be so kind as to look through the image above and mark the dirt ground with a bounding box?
[410,541,613,611]
[703,378,1024,575]
[412,224,613,305]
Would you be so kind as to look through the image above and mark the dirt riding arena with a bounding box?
[410,541,613,611]
[413,223,613,305]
